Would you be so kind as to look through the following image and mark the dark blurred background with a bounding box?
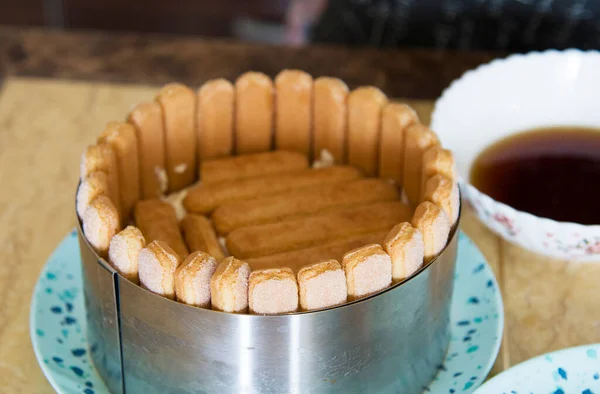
[2,0,599,51]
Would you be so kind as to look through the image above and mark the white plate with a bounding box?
[31,230,503,393]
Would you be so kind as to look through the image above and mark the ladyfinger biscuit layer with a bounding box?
[383,222,425,282]
[134,199,189,258]
[156,83,197,192]
[347,87,388,176]
[77,171,108,219]
[184,166,362,214]
[175,251,218,308]
[342,244,392,299]
[80,144,121,218]
[423,174,460,225]
[246,231,388,273]
[197,78,234,160]
[403,124,439,204]
[275,70,312,156]
[181,214,225,261]
[379,103,419,184]
[298,260,347,311]
[98,121,140,220]
[212,178,400,234]
[226,201,412,259]
[128,101,167,198]
[82,195,120,258]
[108,225,146,283]
[235,72,274,154]
[211,257,251,313]
[421,147,456,198]
[249,267,299,314]
[412,201,451,263]
[200,150,308,184]
[312,77,349,164]
[138,240,182,299]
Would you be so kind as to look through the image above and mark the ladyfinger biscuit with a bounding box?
[181,214,225,261]
[235,72,274,154]
[184,166,362,214]
[298,260,347,311]
[138,240,182,299]
[98,121,140,221]
[82,195,120,258]
[226,200,412,259]
[134,199,189,258]
[423,174,460,225]
[128,101,167,198]
[247,231,388,273]
[249,267,299,314]
[174,251,218,308]
[275,70,312,155]
[411,201,451,263]
[342,244,392,299]
[383,222,425,282]
[210,257,251,313]
[421,147,456,197]
[347,87,388,176]
[379,103,419,184]
[312,77,349,164]
[403,124,439,204]
[212,178,400,234]
[200,150,308,184]
[108,226,146,283]
[197,78,234,160]
[80,144,121,217]
[156,83,197,192]
[77,171,108,219]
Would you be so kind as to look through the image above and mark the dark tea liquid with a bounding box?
[470,126,600,225]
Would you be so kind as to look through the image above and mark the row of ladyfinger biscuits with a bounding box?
[96,197,450,314]
[78,70,449,228]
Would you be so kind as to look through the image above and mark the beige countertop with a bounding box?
[1,77,599,393]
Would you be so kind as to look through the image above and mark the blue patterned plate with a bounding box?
[476,344,600,393]
[30,230,503,393]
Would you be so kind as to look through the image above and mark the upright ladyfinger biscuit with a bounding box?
[275,70,312,156]
[347,87,388,176]
[313,77,348,164]
[212,178,400,234]
[424,174,460,225]
[298,260,347,311]
[184,166,362,214]
[379,103,419,184]
[128,101,167,198]
[235,72,274,154]
[249,267,299,314]
[342,244,392,299]
[210,257,251,313]
[77,171,108,219]
[200,150,308,184]
[108,225,146,283]
[411,201,451,263]
[181,214,225,261]
[403,124,439,204]
[421,147,456,197]
[226,201,412,259]
[156,83,197,192]
[383,222,425,282]
[81,144,121,217]
[134,199,189,258]
[82,195,120,258]
[174,251,218,308]
[98,121,140,220]
[197,78,234,160]
[138,240,182,299]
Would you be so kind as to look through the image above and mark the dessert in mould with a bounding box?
[77,69,459,315]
